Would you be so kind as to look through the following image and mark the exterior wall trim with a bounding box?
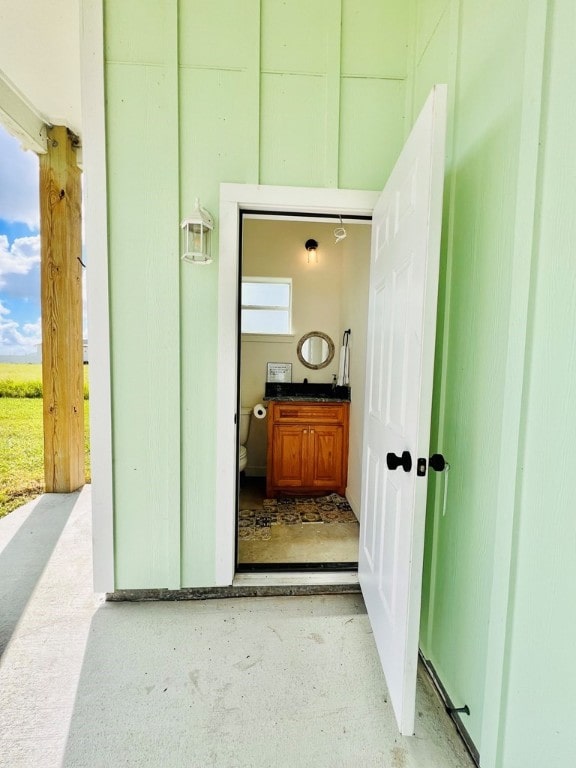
[80,0,115,592]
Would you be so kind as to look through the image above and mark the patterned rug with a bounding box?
[239,493,358,541]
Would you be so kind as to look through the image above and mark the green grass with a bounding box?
[0,363,44,381]
[0,363,89,398]
[0,364,91,518]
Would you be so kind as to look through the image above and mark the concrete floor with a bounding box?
[0,487,474,768]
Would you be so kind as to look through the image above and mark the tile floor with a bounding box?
[0,488,475,768]
[237,477,360,566]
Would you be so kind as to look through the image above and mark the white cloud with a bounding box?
[22,318,41,337]
[0,299,41,354]
[0,126,39,227]
[0,233,41,289]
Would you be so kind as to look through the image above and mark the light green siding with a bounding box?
[177,2,261,585]
[497,1,576,764]
[103,0,409,589]
[414,0,576,765]
[105,0,181,589]
[414,0,540,753]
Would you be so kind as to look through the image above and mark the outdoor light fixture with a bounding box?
[305,238,318,264]
[181,198,214,265]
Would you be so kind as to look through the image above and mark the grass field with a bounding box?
[0,363,44,381]
[0,363,90,518]
[0,363,89,398]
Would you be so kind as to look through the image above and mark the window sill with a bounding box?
[241,333,295,343]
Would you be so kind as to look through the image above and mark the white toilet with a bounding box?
[238,406,252,473]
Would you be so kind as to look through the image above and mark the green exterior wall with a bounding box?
[105,2,181,588]
[103,1,576,764]
[103,0,410,589]
[496,1,576,764]
[414,0,576,765]
[414,0,538,751]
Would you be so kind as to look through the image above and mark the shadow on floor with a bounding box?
[0,493,79,656]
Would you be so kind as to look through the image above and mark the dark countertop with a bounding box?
[263,382,351,402]
[263,396,351,403]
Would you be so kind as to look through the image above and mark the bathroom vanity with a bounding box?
[266,399,350,498]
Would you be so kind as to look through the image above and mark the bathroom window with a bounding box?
[241,277,292,335]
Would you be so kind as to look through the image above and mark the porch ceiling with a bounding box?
[0,0,81,136]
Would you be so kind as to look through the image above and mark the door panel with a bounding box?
[359,85,447,735]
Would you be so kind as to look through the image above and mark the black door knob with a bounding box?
[429,453,446,472]
[386,450,413,473]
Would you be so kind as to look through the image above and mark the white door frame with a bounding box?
[215,183,380,585]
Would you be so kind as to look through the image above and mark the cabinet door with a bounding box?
[309,425,344,491]
[271,425,308,490]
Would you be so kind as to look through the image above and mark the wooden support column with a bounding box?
[40,126,84,492]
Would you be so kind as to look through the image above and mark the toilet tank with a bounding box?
[239,406,252,445]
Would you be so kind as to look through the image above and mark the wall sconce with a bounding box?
[181,198,214,265]
[305,238,318,264]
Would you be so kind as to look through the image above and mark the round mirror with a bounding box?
[297,331,335,370]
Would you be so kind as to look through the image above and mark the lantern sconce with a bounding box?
[181,198,214,265]
[305,238,318,264]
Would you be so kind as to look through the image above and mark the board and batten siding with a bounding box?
[103,0,410,589]
[412,0,576,765]
[104,1,181,588]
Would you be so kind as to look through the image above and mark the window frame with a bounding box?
[241,276,293,339]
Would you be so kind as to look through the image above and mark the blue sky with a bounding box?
[0,124,41,355]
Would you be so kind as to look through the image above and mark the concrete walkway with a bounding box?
[0,488,474,768]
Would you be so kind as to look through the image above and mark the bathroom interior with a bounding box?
[237,214,371,570]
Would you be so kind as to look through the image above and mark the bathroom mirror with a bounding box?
[297,331,335,370]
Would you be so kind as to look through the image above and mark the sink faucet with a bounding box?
[332,374,337,390]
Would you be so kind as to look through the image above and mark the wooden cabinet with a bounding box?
[266,401,349,497]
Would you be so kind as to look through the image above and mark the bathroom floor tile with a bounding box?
[237,477,359,565]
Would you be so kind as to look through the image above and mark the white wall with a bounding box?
[340,226,371,516]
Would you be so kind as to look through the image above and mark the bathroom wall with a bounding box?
[241,218,370,495]
[339,226,371,517]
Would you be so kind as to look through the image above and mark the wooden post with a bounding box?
[40,126,85,492]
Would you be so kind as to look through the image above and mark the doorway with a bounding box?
[215,185,380,587]
[236,213,371,571]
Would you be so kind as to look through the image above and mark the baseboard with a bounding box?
[245,467,266,477]
[345,488,361,522]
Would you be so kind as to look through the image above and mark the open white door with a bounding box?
[359,85,447,735]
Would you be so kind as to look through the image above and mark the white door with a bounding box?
[359,85,447,735]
